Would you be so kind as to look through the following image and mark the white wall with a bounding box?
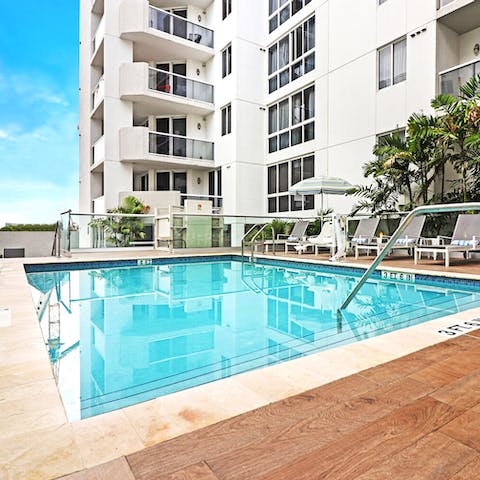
[0,232,56,258]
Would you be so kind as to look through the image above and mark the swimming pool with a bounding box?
[26,256,480,420]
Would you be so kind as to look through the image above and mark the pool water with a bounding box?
[26,258,480,420]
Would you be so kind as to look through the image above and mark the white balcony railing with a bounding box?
[92,135,105,165]
[439,59,480,95]
[92,15,105,53]
[92,76,105,109]
[149,131,214,161]
[148,67,213,103]
[438,0,456,8]
[148,6,214,48]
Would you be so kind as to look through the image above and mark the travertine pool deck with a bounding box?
[1,250,480,479]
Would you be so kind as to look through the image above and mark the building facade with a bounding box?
[79,0,480,217]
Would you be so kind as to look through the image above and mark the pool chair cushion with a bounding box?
[352,237,369,243]
[288,236,300,242]
[451,239,476,247]
[395,238,416,245]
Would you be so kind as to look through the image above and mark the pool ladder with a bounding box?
[338,202,480,324]
[241,224,275,263]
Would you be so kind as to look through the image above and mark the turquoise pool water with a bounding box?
[26,258,480,420]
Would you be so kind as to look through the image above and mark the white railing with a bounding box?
[92,15,105,53]
[92,135,105,165]
[439,59,480,95]
[92,75,104,109]
[438,0,456,8]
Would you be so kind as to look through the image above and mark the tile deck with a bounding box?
[1,249,480,479]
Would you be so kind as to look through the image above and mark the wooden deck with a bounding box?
[59,332,480,480]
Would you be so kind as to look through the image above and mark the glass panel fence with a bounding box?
[149,132,214,161]
[148,67,214,103]
[440,61,480,95]
[149,7,214,48]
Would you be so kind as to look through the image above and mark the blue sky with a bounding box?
[0,2,79,226]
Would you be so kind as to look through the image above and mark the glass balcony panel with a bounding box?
[439,61,478,96]
[149,132,214,161]
[148,68,214,103]
[149,7,214,48]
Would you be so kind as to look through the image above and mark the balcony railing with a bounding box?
[438,0,456,8]
[149,131,214,161]
[148,6,214,49]
[92,15,105,53]
[439,59,480,95]
[148,67,214,103]
[92,76,104,109]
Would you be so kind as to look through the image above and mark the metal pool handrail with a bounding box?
[338,202,480,318]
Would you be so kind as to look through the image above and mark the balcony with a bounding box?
[92,135,105,167]
[120,127,214,169]
[439,59,480,95]
[120,63,214,116]
[92,75,104,111]
[119,0,214,63]
[437,0,480,34]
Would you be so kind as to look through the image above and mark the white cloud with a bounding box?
[0,130,9,139]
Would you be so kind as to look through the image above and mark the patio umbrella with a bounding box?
[288,176,353,219]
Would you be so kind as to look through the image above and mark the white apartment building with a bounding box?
[79,0,480,217]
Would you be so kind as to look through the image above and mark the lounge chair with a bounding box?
[283,220,310,252]
[351,218,380,259]
[293,222,336,255]
[415,214,480,267]
[355,216,426,257]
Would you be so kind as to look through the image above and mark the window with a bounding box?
[156,172,170,191]
[221,104,232,136]
[173,172,187,194]
[267,154,315,213]
[222,44,232,78]
[268,16,315,93]
[269,0,312,33]
[268,85,315,153]
[376,128,406,160]
[378,0,388,4]
[378,37,406,90]
[222,0,232,19]
[140,174,149,191]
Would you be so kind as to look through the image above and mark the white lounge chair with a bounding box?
[282,220,310,252]
[293,222,336,255]
[351,218,380,259]
[355,216,426,257]
[415,214,480,267]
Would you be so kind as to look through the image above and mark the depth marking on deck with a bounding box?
[381,271,416,283]
[437,318,480,337]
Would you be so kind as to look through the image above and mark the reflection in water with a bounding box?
[27,261,480,420]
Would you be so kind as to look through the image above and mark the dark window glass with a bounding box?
[269,15,278,33]
[156,172,170,191]
[222,45,232,78]
[304,52,315,73]
[292,0,303,16]
[303,155,314,179]
[269,105,278,134]
[268,197,277,213]
[222,0,232,19]
[217,169,222,196]
[279,132,290,150]
[278,195,289,212]
[173,172,187,194]
[304,195,314,210]
[293,26,303,59]
[291,61,303,80]
[209,171,215,196]
[279,5,290,25]
[304,122,315,141]
[304,86,315,119]
[140,174,149,191]
[221,104,231,135]
[268,165,277,194]
[304,17,315,52]
[269,76,278,93]
[269,0,278,15]
[269,136,278,153]
[268,45,278,75]
[291,195,303,211]
[279,69,289,88]
[291,158,301,184]
[291,126,302,146]
[278,162,288,192]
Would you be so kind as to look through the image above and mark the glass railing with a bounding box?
[438,0,456,8]
[181,194,223,209]
[439,60,480,95]
[149,131,214,161]
[148,67,214,103]
[148,6,214,48]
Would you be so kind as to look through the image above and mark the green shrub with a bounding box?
[0,224,56,232]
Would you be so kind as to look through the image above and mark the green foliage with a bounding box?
[89,196,149,247]
[349,74,480,214]
[0,224,56,231]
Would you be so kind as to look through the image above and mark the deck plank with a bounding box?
[441,403,480,452]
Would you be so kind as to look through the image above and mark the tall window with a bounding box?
[267,155,315,213]
[222,0,232,19]
[221,104,232,136]
[268,16,315,93]
[268,85,315,153]
[378,37,406,89]
[269,0,312,33]
[222,44,232,78]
